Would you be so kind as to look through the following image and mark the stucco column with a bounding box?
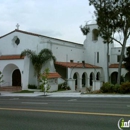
[22,57,30,90]
[67,79,76,91]
[86,77,89,87]
[88,77,90,86]
[92,80,95,91]
[77,78,82,89]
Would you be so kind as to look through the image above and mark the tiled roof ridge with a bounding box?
[109,63,125,68]
[0,29,83,45]
[0,54,24,60]
[55,61,101,68]
[43,72,61,79]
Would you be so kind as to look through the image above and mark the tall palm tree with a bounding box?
[20,48,56,86]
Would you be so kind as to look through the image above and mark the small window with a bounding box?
[12,36,20,46]
[117,55,120,62]
[15,38,20,45]
[118,50,120,52]
[97,52,99,63]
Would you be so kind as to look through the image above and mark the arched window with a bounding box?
[96,72,100,80]
[82,72,88,87]
[90,72,94,86]
[92,29,98,41]
[111,72,118,84]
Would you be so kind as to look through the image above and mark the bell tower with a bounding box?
[83,22,114,82]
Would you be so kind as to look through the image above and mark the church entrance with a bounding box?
[12,69,21,86]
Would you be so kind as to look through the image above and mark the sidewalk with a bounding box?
[0,91,130,98]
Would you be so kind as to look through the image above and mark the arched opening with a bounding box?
[92,29,98,41]
[96,72,100,80]
[111,72,118,84]
[12,69,21,86]
[125,72,130,82]
[2,64,21,87]
[90,72,94,86]
[73,72,79,90]
[82,73,85,87]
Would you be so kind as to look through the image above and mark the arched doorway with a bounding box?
[111,72,118,84]
[73,72,79,90]
[90,72,94,86]
[82,72,87,87]
[12,69,21,86]
[2,64,21,87]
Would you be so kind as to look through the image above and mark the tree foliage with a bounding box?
[20,48,56,82]
[88,0,130,84]
[124,46,130,73]
[39,68,51,94]
[80,24,90,35]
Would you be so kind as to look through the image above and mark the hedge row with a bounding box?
[100,82,130,94]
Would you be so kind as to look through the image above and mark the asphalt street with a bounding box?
[0,97,130,130]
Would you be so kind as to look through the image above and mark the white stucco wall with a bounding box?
[39,36,85,62]
[0,32,40,56]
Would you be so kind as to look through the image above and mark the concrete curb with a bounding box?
[0,91,130,97]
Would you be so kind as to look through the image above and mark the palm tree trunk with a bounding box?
[37,75,39,88]
[107,43,109,82]
[117,37,127,84]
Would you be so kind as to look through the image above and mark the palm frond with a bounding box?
[20,49,36,58]
[20,48,56,80]
[39,48,53,56]
[39,49,56,63]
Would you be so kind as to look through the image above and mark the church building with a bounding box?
[0,23,129,91]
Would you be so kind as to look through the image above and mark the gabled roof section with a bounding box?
[0,30,15,39]
[55,62,101,68]
[0,55,24,60]
[0,29,83,45]
[47,72,61,79]
[109,64,125,68]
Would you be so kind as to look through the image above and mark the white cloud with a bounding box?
[0,0,94,44]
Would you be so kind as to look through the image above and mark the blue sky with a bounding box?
[0,0,129,46]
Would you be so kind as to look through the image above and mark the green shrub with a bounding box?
[28,84,37,89]
[66,86,71,90]
[119,82,130,94]
[113,84,121,93]
[100,82,114,93]
[58,82,71,90]
[58,83,63,90]
[100,82,130,94]
[39,84,51,92]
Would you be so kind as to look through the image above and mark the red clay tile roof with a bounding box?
[55,62,101,68]
[109,64,125,68]
[47,72,61,79]
[0,29,82,45]
[0,55,24,60]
